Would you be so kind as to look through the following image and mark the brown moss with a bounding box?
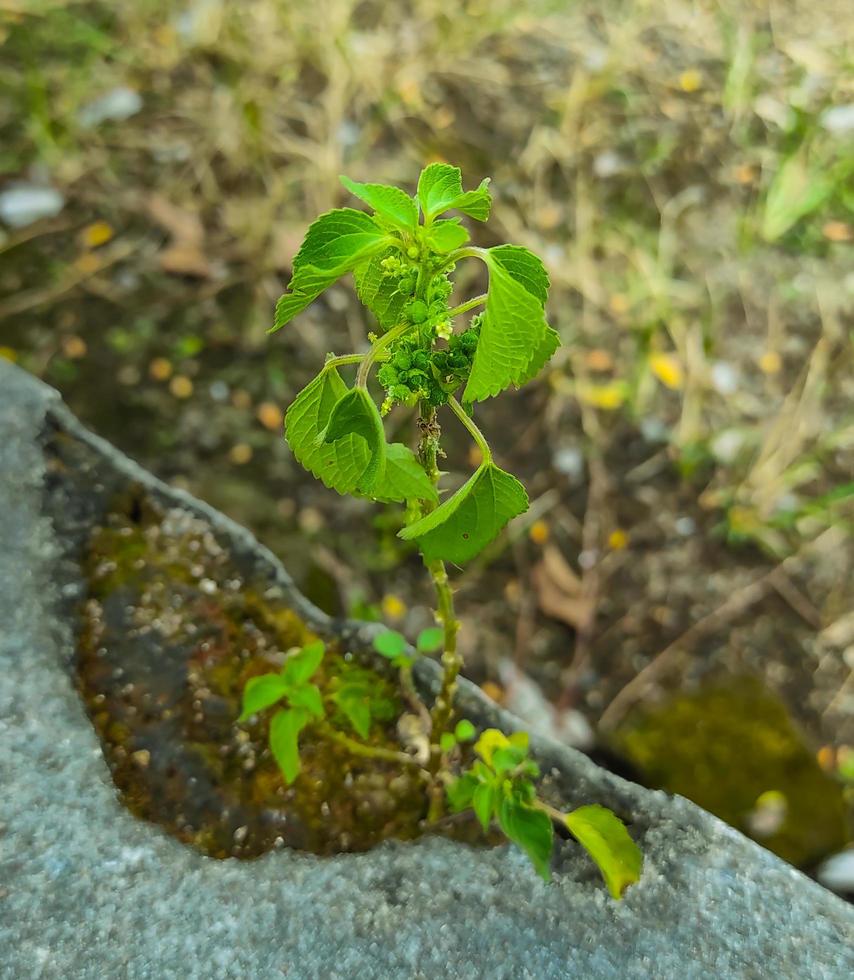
[76,487,482,859]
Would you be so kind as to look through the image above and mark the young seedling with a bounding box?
[240,164,642,894]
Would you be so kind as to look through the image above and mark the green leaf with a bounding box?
[761,153,834,242]
[269,707,310,784]
[371,443,439,504]
[321,388,386,494]
[332,684,372,738]
[281,640,325,686]
[564,804,643,899]
[425,218,470,253]
[454,719,476,742]
[464,246,557,402]
[287,682,325,719]
[272,208,392,331]
[416,626,444,653]
[373,630,407,659]
[440,732,457,753]
[339,175,418,231]
[354,251,409,329]
[498,799,554,881]
[239,674,289,721]
[417,163,492,221]
[446,772,479,812]
[398,462,528,563]
[473,782,496,832]
[284,368,371,494]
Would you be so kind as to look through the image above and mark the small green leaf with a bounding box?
[439,732,457,753]
[564,804,643,899]
[373,630,407,659]
[287,682,325,719]
[371,443,439,504]
[498,799,554,881]
[417,163,492,221]
[332,685,372,738]
[272,209,392,331]
[472,782,496,832]
[284,368,371,495]
[416,626,444,653]
[464,246,557,402]
[269,707,310,784]
[321,388,386,494]
[398,462,528,563]
[281,640,325,686]
[339,175,418,231]
[425,218,470,253]
[454,719,476,742]
[492,745,528,773]
[239,674,289,721]
[354,251,410,329]
[446,772,479,812]
[762,152,834,242]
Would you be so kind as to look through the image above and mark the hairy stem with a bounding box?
[448,397,492,463]
[356,322,410,387]
[446,293,486,320]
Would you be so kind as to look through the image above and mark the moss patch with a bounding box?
[76,488,475,858]
[610,679,850,866]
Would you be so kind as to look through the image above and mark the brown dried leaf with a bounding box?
[532,545,594,630]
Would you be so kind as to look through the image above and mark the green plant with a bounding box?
[241,164,642,894]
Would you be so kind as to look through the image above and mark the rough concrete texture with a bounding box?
[1,358,852,980]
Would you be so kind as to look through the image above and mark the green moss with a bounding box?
[610,678,850,866]
[75,487,489,860]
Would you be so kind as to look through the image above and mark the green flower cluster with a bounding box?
[378,322,480,411]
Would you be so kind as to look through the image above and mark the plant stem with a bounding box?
[316,719,429,778]
[356,322,410,388]
[324,352,367,370]
[448,397,492,464]
[446,294,486,320]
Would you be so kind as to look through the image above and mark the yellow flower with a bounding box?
[649,353,683,390]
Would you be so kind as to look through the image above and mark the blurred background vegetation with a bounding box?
[1,0,852,880]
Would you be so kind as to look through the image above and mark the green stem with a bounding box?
[324,352,366,370]
[316,719,429,778]
[448,396,492,464]
[446,294,486,320]
[356,322,410,388]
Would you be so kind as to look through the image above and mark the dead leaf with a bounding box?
[532,545,595,630]
[146,194,210,277]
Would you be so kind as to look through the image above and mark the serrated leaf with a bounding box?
[354,251,409,329]
[417,163,492,221]
[398,462,528,563]
[498,798,554,881]
[239,674,289,721]
[373,629,407,659]
[287,682,325,719]
[564,804,643,899]
[339,175,418,231]
[285,368,371,494]
[464,246,557,402]
[281,640,325,686]
[272,209,392,331]
[321,388,386,494]
[370,443,439,504]
[473,782,496,832]
[416,626,444,653]
[269,708,310,785]
[425,218,470,253]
